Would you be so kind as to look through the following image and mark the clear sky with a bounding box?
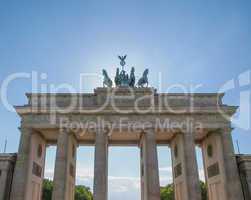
[0,0,251,199]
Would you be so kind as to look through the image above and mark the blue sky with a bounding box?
[0,0,251,199]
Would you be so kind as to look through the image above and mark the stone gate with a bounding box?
[6,87,246,200]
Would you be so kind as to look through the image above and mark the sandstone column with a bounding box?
[140,129,160,200]
[140,146,144,200]
[52,131,77,200]
[10,128,46,200]
[221,128,244,200]
[201,128,244,200]
[93,128,108,200]
[0,159,10,200]
[170,132,201,200]
[237,155,251,199]
[0,154,16,200]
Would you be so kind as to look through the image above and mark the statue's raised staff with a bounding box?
[137,69,149,87]
[102,69,113,88]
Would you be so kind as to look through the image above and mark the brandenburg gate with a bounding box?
[9,87,244,200]
[4,57,248,200]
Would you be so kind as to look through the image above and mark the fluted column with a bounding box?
[0,159,12,200]
[201,128,244,200]
[170,132,201,200]
[10,127,32,200]
[10,127,46,200]
[221,128,244,200]
[93,128,108,200]
[140,129,160,200]
[52,131,77,200]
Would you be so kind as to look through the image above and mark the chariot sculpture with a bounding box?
[102,55,149,88]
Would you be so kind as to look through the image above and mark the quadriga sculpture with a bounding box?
[102,55,149,88]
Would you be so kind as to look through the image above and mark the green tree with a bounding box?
[42,179,93,200]
[200,181,208,200]
[160,181,207,200]
[160,184,174,200]
[75,185,93,200]
[42,179,53,200]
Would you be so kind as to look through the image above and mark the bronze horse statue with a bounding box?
[137,69,149,87]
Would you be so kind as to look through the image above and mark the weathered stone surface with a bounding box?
[220,129,244,200]
[93,129,108,200]
[0,154,16,200]
[140,129,161,200]
[52,131,77,200]
[7,88,246,200]
[10,128,32,200]
[170,132,201,200]
[201,129,244,200]
[18,88,235,115]
[237,155,251,200]
[10,129,46,200]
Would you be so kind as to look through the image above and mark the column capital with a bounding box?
[139,128,156,147]
[18,126,33,133]
[95,127,112,138]
[59,129,78,140]
[205,127,234,137]
[140,127,156,135]
[219,126,234,133]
